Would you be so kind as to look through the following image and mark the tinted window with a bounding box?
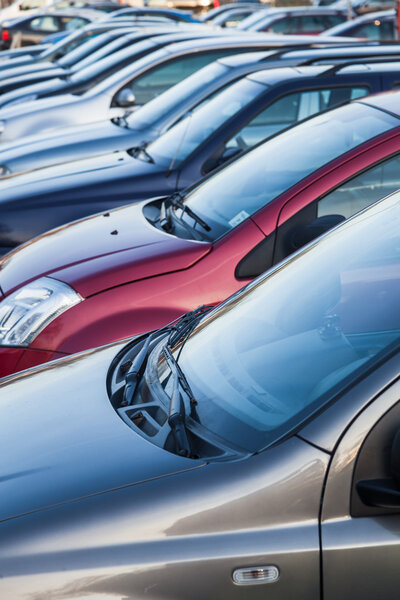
[318,153,400,218]
[126,61,229,131]
[352,20,395,40]
[129,50,245,106]
[147,78,266,167]
[60,16,87,30]
[225,86,369,154]
[267,16,298,33]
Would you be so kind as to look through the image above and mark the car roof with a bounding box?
[357,89,400,117]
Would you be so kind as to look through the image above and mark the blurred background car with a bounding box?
[237,6,349,33]
[0,7,103,48]
[3,43,400,175]
[323,9,396,39]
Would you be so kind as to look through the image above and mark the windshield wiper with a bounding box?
[129,142,154,164]
[160,192,211,234]
[120,305,213,408]
[163,345,194,457]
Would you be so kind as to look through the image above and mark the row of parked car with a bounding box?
[0,10,399,599]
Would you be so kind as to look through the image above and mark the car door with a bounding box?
[262,140,400,266]
[321,378,400,599]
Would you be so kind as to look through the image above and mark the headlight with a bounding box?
[0,277,82,347]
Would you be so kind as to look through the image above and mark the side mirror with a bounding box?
[288,214,345,253]
[115,88,136,108]
[357,428,400,509]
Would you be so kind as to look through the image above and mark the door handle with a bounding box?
[357,478,400,509]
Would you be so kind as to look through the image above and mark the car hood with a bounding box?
[0,91,77,118]
[0,342,205,522]
[0,78,69,110]
[0,200,212,297]
[0,119,142,173]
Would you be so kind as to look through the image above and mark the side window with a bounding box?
[61,16,87,31]
[225,86,369,151]
[29,16,59,32]
[352,22,382,39]
[273,153,400,265]
[267,17,297,34]
[324,14,346,27]
[129,50,245,106]
[298,15,328,33]
[318,153,400,219]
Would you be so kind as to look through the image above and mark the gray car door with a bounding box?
[321,377,400,599]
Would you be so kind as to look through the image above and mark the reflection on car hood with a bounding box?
[0,201,212,297]
[0,342,204,522]
[0,92,78,117]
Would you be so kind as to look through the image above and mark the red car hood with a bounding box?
[0,201,212,298]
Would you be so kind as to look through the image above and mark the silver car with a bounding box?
[0,191,399,599]
[0,32,355,144]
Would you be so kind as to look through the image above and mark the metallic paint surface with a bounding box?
[0,348,328,598]
[321,377,400,599]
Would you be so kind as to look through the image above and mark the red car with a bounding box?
[1,90,400,378]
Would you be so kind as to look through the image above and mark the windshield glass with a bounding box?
[126,61,230,131]
[180,102,398,240]
[158,193,400,453]
[147,77,268,167]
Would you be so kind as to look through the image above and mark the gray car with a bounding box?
[0,32,354,143]
[0,190,399,599]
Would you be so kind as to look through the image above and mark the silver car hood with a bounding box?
[0,342,204,522]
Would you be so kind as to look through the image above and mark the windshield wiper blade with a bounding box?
[161,192,211,233]
[129,142,154,163]
[163,345,194,457]
[121,332,155,407]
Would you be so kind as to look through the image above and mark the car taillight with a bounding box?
[213,0,219,6]
[2,30,10,42]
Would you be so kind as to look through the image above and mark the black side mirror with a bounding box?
[287,214,345,253]
[357,428,400,509]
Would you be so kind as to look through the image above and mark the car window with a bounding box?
[266,16,298,33]
[298,14,329,32]
[352,20,395,40]
[318,153,400,219]
[324,13,346,26]
[225,86,370,151]
[129,50,246,106]
[29,15,59,32]
[60,16,87,30]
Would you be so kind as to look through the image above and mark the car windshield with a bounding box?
[126,61,230,131]
[146,77,268,167]
[177,101,398,240]
[157,192,400,453]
